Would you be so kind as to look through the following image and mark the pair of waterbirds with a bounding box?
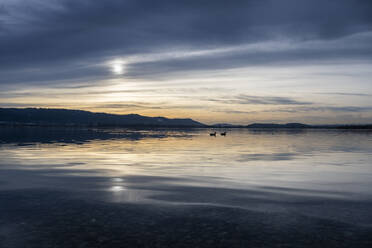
[210,131,227,136]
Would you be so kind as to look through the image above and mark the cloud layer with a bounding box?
[1,0,372,84]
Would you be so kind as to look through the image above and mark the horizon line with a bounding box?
[1,107,372,127]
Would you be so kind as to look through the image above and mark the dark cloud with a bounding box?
[207,94,312,106]
[283,106,372,113]
[0,103,44,108]
[1,0,372,84]
[0,62,111,85]
[213,105,372,115]
[93,102,210,110]
[124,33,372,79]
[94,103,164,110]
[212,109,257,115]
[315,92,372,97]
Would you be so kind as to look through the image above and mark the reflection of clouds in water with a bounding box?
[1,129,372,202]
[0,128,372,247]
[0,127,175,146]
[237,153,297,162]
[111,177,124,183]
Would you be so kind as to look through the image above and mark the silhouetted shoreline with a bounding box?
[2,108,372,129]
[1,122,372,130]
[0,108,205,128]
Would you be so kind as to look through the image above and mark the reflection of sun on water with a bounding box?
[110,185,125,192]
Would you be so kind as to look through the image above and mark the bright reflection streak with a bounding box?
[112,177,124,182]
[110,186,125,192]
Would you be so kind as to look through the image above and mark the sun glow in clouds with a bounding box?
[110,59,126,75]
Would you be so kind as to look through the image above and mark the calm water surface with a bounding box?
[1,127,372,247]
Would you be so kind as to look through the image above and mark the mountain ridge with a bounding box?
[0,108,205,127]
[1,108,372,129]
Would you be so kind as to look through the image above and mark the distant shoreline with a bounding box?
[1,122,372,130]
[1,108,372,130]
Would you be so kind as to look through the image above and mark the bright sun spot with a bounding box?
[110,60,126,75]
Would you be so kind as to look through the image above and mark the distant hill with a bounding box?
[245,123,372,129]
[0,108,205,127]
[1,108,371,129]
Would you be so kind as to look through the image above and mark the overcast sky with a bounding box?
[1,0,372,124]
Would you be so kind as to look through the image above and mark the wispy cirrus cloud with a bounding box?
[274,106,372,113]
[314,92,372,97]
[213,105,372,115]
[206,94,312,106]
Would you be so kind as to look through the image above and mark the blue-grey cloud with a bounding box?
[213,105,372,115]
[93,102,208,110]
[206,94,312,106]
[124,33,372,79]
[315,92,372,97]
[283,106,372,113]
[1,0,372,85]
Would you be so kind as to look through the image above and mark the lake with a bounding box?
[0,127,372,247]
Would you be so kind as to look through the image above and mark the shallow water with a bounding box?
[1,127,372,247]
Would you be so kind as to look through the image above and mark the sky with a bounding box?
[1,0,372,124]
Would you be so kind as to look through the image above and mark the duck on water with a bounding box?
[209,132,227,136]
